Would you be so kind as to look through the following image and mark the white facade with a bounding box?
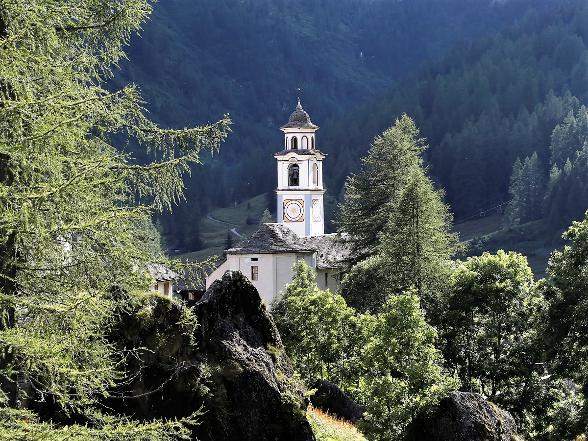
[205,100,347,307]
[152,280,174,297]
[206,252,318,305]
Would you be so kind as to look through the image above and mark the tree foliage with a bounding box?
[339,116,458,314]
[442,252,545,414]
[272,260,363,390]
[0,0,229,437]
[358,294,458,441]
[273,261,456,440]
[505,153,546,226]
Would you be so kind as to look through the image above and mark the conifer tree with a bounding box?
[259,208,273,225]
[339,116,457,314]
[0,1,229,438]
[338,114,426,262]
[379,167,459,312]
[505,153,545,226]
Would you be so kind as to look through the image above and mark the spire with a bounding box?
[296,97,303,111]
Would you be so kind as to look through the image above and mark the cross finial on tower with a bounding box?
[296,96,302,110]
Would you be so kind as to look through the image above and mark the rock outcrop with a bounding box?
[194,271,314,441]
[108,271,314,441]
[405,391,521,441]
[310,379,365,423]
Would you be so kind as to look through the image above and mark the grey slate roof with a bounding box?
[147,263,179,281]
[281,99,319,130]
[227,224,351,270]
[300,233,353,270]
[227,224,315,254]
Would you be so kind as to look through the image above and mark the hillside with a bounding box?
[324,0,588,222]
[112,0,554,250]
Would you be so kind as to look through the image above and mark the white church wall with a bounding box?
[316,269,342,293]
[236,254,276,305]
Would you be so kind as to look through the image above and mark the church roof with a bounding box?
[281,99,319,130]
[227,224,315,254]
[227,224,351,269]
[300,233,352,270]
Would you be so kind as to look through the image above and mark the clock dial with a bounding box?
[284,199,304,222]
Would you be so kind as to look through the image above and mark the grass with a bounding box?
[454,213,503,242]
[455,214,563,279]
[307,407,367,441]
[178,193,270,263]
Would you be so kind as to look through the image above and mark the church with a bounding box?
[205,100,350,305]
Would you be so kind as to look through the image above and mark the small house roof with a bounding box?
[147,263,179,282]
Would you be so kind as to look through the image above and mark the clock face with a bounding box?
[284,199,304,222]
[312,199,322,222]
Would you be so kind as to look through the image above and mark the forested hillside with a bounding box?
[325,0,588,226]
[114,0,554,249]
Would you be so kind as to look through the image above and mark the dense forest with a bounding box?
[113,0,557,249]
[327,0,588,229]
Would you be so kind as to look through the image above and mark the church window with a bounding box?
[302,136,308,149]
[311,137,315,149]
[251,257,258,262]
[324,273,328,287]
[288,164,300,186]
[251,266,259,281]
[291,137,298,150]
[312,163,319,186]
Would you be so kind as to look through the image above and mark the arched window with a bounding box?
[311,137,315,149]
[313,163,319,186]
[291,137,298,150]
[302,136,308,149]
[288,164,300,186]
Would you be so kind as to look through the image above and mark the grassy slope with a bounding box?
[455,214,561,279]
[308,408,367,441]
[178,194,270,262]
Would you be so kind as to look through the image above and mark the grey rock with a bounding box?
[405,391,522,441]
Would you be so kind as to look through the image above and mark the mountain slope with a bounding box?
[323,0,587,220]
[112,0,553,249]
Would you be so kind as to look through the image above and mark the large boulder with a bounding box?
[310,379,365,423]
[194,271,314,441]
[405,392,521,441]
[107,271,314,441]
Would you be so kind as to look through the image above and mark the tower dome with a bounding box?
[281,98,319,130]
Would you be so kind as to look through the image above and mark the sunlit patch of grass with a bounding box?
[307,406,367,441]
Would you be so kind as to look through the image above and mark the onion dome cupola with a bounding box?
[281,98,319,130]
[280,99,319,151]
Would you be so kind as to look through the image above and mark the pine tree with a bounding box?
[378,167,459,313]
[505,153,545,226]
[259,208,273,225]
[338,114,426,262]
[340,117,457,314]
[0,1,229,438]
[505,158,523,226]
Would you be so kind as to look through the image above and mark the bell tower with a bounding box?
[275,99,325,237]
